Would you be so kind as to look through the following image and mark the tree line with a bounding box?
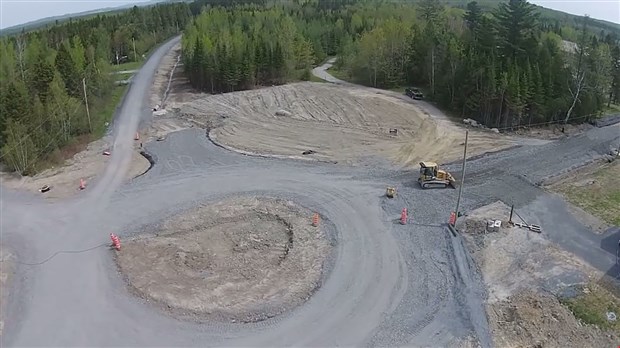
[337,0,620,129]
[0,3,192,175]
[3,0,619,175]
[182,0,620,131]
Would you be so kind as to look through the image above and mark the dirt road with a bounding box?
[1,38,619,348]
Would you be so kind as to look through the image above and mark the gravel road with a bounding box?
[1,40,618,347]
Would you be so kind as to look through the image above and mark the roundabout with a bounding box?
[0,36,489,347]
[17,34,620,347]
[116,196,332,323]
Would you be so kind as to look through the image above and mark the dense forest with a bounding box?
[2,0,620,175]
[336,0,620,129]
[0,3,192,174]
[182,0,620,130]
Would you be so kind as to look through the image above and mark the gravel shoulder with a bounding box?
[0,246,13,338]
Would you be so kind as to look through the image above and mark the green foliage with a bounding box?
[0,3,192,174]
[334,0,619,129]
[183,6,320,92]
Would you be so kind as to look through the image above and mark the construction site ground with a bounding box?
[458,201,619,347]
[2,38,620,347]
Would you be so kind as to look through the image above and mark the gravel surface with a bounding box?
[1,40,619,348]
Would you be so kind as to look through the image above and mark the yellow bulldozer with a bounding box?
[418,161,456,189]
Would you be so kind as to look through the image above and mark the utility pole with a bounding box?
[454,130,468,218]
[132,37,137,62]
[82,78,92,133]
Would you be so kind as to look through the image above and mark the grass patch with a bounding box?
[603,103,620,115]
[36,134,96,171]
[36,85,129,170]
[111,60,142,72]
[561,283,620,333]
[308,73,327,83]
[93,85,129,136]
[326,66,351,81]
[554,161,620,225]
[115,72,135,80]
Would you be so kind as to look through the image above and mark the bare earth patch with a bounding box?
[116,196,332,323]
[459,201,618,347]
[0,138,149,200]
[177,82,519,166]
[142,42,198,143]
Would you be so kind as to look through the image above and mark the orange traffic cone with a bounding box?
[110,233,121,251]
[449,212,457,225]
[312,213,320,227]
[400,208,408,225]
[79,178,86,190]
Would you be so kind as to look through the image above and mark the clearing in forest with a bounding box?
[177,82,519,166]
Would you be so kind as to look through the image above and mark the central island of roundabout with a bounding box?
[115,196,333,323]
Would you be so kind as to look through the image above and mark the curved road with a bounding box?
[1,36,485,347]
[2,38,618,347]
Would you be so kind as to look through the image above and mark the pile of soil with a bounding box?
[488,290,618,348]
[177,82,517,166]
[116,196,332,323]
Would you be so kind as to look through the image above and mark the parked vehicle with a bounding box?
[405,87,424,100]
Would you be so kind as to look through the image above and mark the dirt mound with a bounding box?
[116,196,332,323]
[488,290,618,348]
[178,82,516,166]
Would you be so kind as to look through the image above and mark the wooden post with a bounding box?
[454,130,468,218]
[132,37,137,62]
[82,78,92,133]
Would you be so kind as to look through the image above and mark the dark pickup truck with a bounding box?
[405,87,424,100]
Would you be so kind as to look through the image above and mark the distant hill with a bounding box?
[0,0,191,36]
[444,0,620,37]
[2,0,619,39]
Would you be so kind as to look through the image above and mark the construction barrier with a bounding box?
[79,178,86,190]
[449,211,456,225]
[312,213,320,227]
[400,208,408,225]
[110,233,121,251]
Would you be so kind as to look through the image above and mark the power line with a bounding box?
[494,112,603,131]
[0,101,83,161]
[14,243,109,266]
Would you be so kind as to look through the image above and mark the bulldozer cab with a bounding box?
[419,162,438,179]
